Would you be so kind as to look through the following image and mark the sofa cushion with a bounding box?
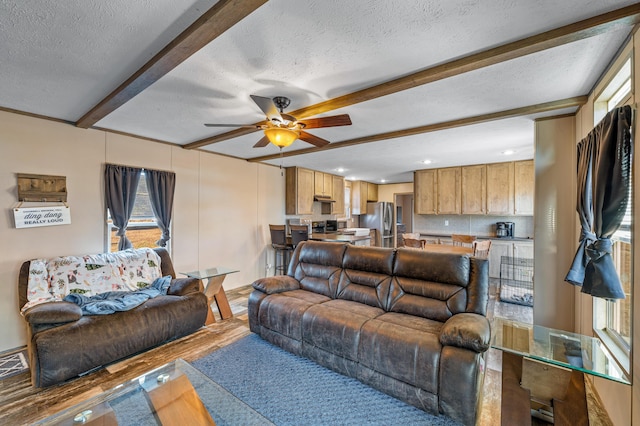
[336,245,394,309]
[393,250,470,286]
[388,251,473,322]
[257,290,331,341]
[291,241,346,298]
[358,312,443,394]
[302,299,384,361]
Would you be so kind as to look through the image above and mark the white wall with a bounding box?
[0,110,284,352]
[533,116,576,331]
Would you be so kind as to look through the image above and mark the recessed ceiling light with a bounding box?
[502,150,516,155]
[336,168,345,173]
[422,159,432,164]
[380,179,386,183]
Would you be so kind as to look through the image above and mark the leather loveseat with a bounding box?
[248,241,490,425]
[18,248,208,387]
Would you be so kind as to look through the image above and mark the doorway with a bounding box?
[394,193,413,232]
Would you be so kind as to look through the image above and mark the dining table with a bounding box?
[421,243,473,255]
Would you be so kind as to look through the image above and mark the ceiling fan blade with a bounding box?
[253,135,271,148]
[298,114,352,129]
[299,131,330,147]
[204,123,261,128]
[250,95,283,122]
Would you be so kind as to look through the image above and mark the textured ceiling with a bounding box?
[0,0,638,182]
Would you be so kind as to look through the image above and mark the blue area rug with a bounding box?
[192,334,461,426]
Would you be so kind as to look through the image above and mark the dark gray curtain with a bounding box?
[105,164,142,251]
[145,169,176,247]
[565,105,633,299]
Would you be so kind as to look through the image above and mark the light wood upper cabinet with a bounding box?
[486,162,514,215]
[330,175,345,215]
[286,167,314,215]
[367,182,378,202]
[461,165,486,214]
[414,160,533,216]
[514,160,534,215]
[314,171,333,196]
[351,180,365,215]
[437,167,461,214]
[414,170,437,214]
[351,180,377,214]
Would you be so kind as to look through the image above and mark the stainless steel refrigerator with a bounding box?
[361,202,394,247]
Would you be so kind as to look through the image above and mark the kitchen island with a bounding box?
[309,233,371,246]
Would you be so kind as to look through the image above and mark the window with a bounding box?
[592,56,632,371]
[107,172,162,252]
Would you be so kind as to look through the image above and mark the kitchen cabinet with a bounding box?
[486,162,514,215]
[514,160,534,215]
[437,167,461,214]
[285,167,315,215]
[314,171,333,197]
[488,239,534,278]
[351,180,365,215]
[414,170,437,214]
[351,181,378,214]
[367,182,378,202]
[330,175,345,215]
[461,164,486,214]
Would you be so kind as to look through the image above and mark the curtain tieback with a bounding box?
[586,238,613,261]
[115,227,127,237]
[579,230,597,243]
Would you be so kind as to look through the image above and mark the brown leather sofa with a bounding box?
[18,248,208,387]
[249,241,490,425]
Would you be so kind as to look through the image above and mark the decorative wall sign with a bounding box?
[17,173,67,202]
[13,206,71,229]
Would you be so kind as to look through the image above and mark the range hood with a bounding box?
[314,194,335,203]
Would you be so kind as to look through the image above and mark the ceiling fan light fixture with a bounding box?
[264,127,299,148]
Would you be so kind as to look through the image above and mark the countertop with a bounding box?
[416,232,533,242]
[309,233,372,243]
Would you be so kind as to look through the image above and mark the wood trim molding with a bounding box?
[75,0,268,129]
[247,96,587,162]
[184,4,640,150]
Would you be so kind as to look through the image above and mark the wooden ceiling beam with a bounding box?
[75,0,268,129]
[185,3,640,150]
[246,96,588,162]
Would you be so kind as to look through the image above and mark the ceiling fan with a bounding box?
[204,95,352,149]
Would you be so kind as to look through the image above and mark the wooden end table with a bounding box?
[181,267,239,325]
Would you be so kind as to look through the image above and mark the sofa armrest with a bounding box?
[252,276,300,294]
[168,277,201,296]
[439,313,491,353]
[23,302,82,324]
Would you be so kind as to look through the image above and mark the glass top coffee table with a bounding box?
[491,318,629,425]
[34,358,273,425]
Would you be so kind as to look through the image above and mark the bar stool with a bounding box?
[290,224,309,248]
[269,225,292,275]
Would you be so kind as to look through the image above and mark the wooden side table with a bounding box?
[491,318,630,425]
[181,267,239,325]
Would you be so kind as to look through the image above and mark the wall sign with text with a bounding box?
[13,206,71,229]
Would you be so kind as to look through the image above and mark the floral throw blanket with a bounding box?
[22,248,163,314]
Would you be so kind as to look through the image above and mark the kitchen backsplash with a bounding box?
[413,214,534,239]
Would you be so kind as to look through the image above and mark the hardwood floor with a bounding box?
[0,282,551,426]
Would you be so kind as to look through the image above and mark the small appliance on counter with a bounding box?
[326,220,338,233]
[496,222,514,238]
[311,220,326,234]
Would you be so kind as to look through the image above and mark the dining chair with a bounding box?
[290,224,309,248]
[472,240,492,259]
[403,238,425,249]
[452,234,477,247]
[269,224,292,275]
